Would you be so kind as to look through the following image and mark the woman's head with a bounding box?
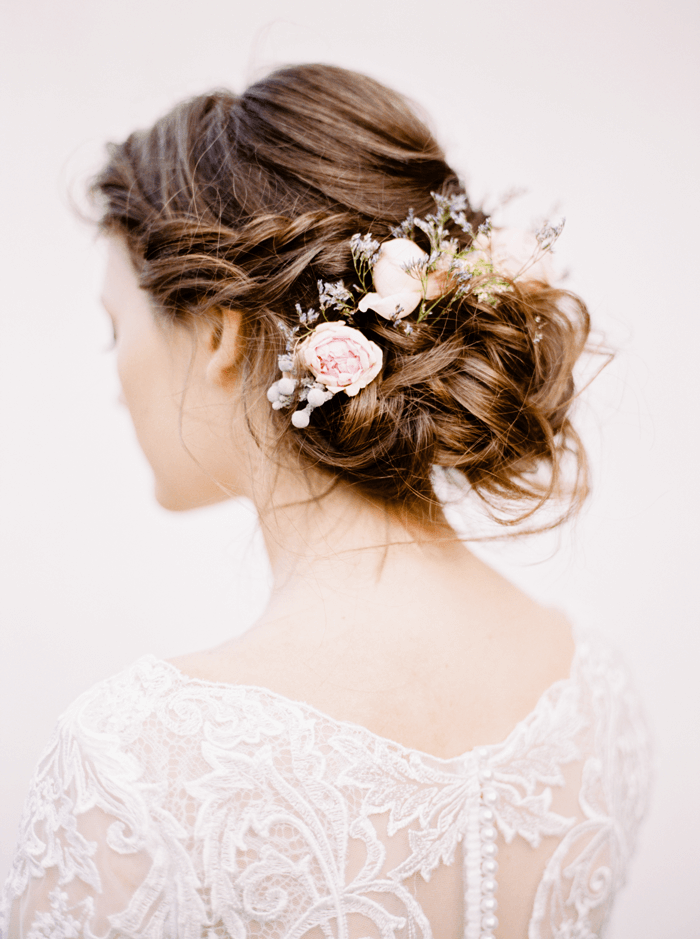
[93,63,590,529]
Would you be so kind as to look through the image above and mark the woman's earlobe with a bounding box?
[206,310,241,385]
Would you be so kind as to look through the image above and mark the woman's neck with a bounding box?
[179,459,573,759]
[249,466,475,636]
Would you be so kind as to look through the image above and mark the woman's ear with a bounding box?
[205,310,242,386]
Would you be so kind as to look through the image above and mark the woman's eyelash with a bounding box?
[104,326,117,351]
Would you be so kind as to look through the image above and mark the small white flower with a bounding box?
[358,239,448,320]
[277,377,297,396]
[350,233,381,264]
[318,280,353,311]
[307,387,330,408]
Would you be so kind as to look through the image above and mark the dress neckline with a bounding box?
[141,630,588,767]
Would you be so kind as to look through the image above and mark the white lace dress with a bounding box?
[1,629,650,939]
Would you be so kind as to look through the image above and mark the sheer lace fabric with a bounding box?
[1,630,650,939]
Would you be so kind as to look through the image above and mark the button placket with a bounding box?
[463,750,500,939]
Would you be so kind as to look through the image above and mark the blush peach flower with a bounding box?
[358,239,447,319]
[469,229,556,283]
[297,321,383,396]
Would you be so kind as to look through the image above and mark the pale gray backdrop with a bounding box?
[1,0,698,934]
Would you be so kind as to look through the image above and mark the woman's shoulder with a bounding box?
[51,624,649,770]
[55,654,181,739]
[54,654,291,752]
[571,624,649,713]
[571,626,652,754]
[159,609,572,758]
[165,621,647,757]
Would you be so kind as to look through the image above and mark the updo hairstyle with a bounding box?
[92,64,590,529]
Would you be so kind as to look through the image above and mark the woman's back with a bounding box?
[1,619,649,938]
[170,543,576,761]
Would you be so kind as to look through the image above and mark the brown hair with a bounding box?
[91,63,590,529]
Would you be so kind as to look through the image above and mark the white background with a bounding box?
[1,0,698,934]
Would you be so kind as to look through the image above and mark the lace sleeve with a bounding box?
[1,705,157,938]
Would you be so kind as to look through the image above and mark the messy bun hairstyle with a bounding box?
[92,63,590,529]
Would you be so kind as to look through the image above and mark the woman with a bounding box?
[0,64,649,938]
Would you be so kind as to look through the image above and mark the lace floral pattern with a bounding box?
[1,631,650,939]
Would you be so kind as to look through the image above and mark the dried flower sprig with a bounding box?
[269,193,565,426]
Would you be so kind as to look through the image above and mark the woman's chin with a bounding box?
[153,477,234,513]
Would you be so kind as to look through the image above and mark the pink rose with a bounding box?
[297,321,383,396]
[358,238,447,319]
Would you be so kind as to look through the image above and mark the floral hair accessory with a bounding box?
[268,192,564,426]
[357,238,445,320]
[267,322,382,427]
[298,322,383,397]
